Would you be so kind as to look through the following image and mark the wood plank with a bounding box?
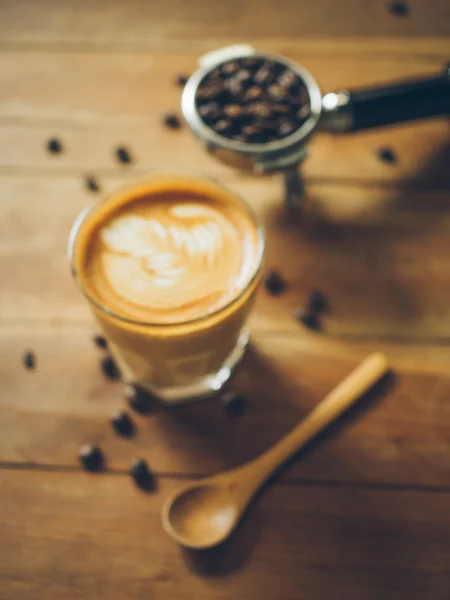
[1,174,450,339]
[1,0,449,46]
[0,469,449,600]
[0,49,448,125]
[0,119,448,187]
[2,323,450,487]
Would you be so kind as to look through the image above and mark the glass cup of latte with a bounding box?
[68,173,265,404]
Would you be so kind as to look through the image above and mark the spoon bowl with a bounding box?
[162,353,388,549]
[163,482,238,549]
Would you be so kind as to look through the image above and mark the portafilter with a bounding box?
[182,45,450,207]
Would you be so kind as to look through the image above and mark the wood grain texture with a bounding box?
[1,0,449,47]
[2,323,450,487]
[0,48,448,125]
[1,1,450,596]
[0,469,449,600]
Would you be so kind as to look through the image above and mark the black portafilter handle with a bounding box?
[322,65,450,133]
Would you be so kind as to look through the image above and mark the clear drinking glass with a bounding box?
[68,173,264,404]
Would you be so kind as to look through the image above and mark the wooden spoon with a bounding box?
[162,352,388,549]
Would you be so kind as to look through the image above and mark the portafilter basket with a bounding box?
[182,45,450,208]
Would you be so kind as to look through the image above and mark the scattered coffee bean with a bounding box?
[130,458,155,491]
[163,113,182,130]
[222,392,247,417]
[176,74,189,87]
[47,138,63,154]
[85,175,100,193]
[294,308,320,331]
[101,355,120,381]
[111,410,135,437]
[125,384,155,414]
[308,290,327,313]
[79,445,104,472]
[116,146,132,164]
[377,146,397,164]
[388,0,409,16]
[93,334,108,350]
[264,271,286,295]
[22,350,36,370]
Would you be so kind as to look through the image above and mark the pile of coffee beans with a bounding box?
[195,57,311,144]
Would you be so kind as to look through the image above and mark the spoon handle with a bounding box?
[244,352,388,487]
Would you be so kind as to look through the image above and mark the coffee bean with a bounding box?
[268,84,287,100]
[214,119,234,135]
[224,104,243,118]
[199,102,221,120]
[222,392,247,417]
[130,458,155,491]
[111,410,135,437]
[232,134,248,143]
[254,64,272,85]
[272,103,290,115]
[196,59,310,145]
[294,308,320,331]
[222,61,240,75]
[226,77,243,96]
[388,0,409,16]
[241,57,262,69]
[101,355,120,381]
[163,113,182,130]
[264,271,286,295]
[93,334,108,349]
[176,74,189,87]
[241,124,264,141]
[79,445,104,472]
[377,146,397,164]
[308,290,327,313]
[116,146,132,164]
[22,350,36,370]
[47,138,63,154]
[278,121,297,137]
[248,102,271,118]
[125,384,155,414]
[278,70,298,89]
[235,69,252,84]
[296,104,311,121]
[196,84,222,100]
[85,175,100,193]
[243,86,263,102]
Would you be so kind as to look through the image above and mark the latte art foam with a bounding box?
[80,185,261,324]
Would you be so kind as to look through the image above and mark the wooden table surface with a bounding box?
[1,1,450,598]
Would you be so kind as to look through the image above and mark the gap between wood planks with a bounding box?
[1,460,450,494]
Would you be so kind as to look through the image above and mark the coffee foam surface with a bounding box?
[79,187,260,324]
